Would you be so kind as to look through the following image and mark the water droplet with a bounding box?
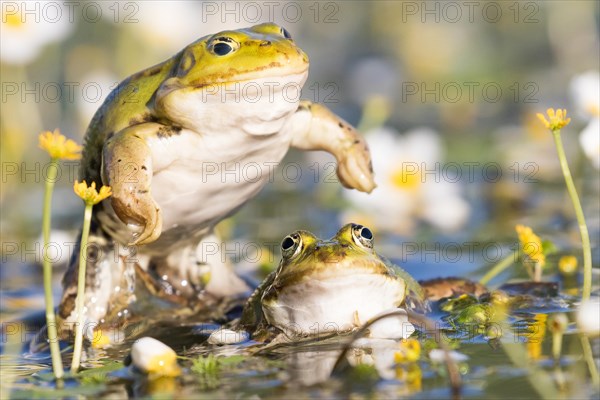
[181,280,188,287]
[162,275,168,280]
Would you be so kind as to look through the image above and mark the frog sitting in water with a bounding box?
[230,223,422,342]
[58,23,375,336]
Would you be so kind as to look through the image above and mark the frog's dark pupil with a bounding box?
[282,236,295,250]
[281,28,292,39]
[213,42,232,56]
[361,227,373,240]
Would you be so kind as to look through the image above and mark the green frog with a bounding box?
[58,23,375,337]
[233,223,423,342]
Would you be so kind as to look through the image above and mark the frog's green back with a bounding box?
[80,55,181,184]
[379,256,424,301]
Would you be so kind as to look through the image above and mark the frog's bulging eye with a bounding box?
[282,236,295,251]
[360,227,373,240]
[281,233,302,258]
[280,27,292,40]
[208,37,239,56]
[351,224,374,249]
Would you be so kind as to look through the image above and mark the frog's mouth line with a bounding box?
[157,69,309,104]
[193,68,309,89]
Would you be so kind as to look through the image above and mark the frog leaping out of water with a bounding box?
[58,23,375,336]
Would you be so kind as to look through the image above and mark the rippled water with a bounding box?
[1,262,598,398]
[1,168,599,399]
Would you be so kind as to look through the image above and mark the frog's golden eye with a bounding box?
[351,224,374,249]
[280,27,292,40]
[208,36,239,56]
[281,233,302,258]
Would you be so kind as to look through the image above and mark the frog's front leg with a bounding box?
[102,123,163,245]
[288,100,376,193]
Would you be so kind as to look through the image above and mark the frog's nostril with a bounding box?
[260,40,272,47]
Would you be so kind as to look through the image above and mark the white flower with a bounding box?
[76,70,119,128]
[576,298,600,337]
[37,229,76,266]
[570,71,600,118]
[1,4,73,65]
[342,127,470,234]
[130,337,181,376]
[579,118,600,169]
[429,349,469,363]
[570,71,600,170]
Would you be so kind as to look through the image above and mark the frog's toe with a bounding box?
[337,146,376,193]
[111,195,163,245]
[130,209,162,245]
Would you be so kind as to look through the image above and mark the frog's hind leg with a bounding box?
[58,220,137,340]
[58,227,250,339]
[197,231,251,299]
[142,231,251,316]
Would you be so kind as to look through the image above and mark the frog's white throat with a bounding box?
[262,273,413,340]
[158,72,309,136]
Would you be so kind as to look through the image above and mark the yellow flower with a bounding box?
[515,224,546,267]
[526,313,547,360]
[38,129,82,160]
[74,180,112,206]
[90,329,111,349]
[536,108,571,132]
[558,255,578,276]
[394,338,421,363]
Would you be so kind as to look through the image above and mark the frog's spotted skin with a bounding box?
[238,224,417,341]
[58,24,376,337]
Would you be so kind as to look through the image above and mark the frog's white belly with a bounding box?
[100,75,306,250]
[263,273,413,339]
[150,127,291,236]
[149,75,306,242]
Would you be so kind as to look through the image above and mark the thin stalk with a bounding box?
[70,203,93,373]
[502,338,559,399]
[551,332,562,364]
[42,159,64,380]
[479,251,518,286]
[534,262,542,282]
[580,335,599,386]
[551,130,592,300]
[332,310,463,398]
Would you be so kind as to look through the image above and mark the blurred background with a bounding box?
[1,1,599,295]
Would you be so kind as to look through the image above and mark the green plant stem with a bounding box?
[71,203,93,373]
[551,332,562,364]
[534,262,542,282]
[500,320,559,400]
[42,159,64,380]
[580,335,599,386]
[479,251,518,286]
[551,130,592,300]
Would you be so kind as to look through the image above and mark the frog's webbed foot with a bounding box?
[335,133,374,193]
[289,100,376,193]
[102,123,163,245]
